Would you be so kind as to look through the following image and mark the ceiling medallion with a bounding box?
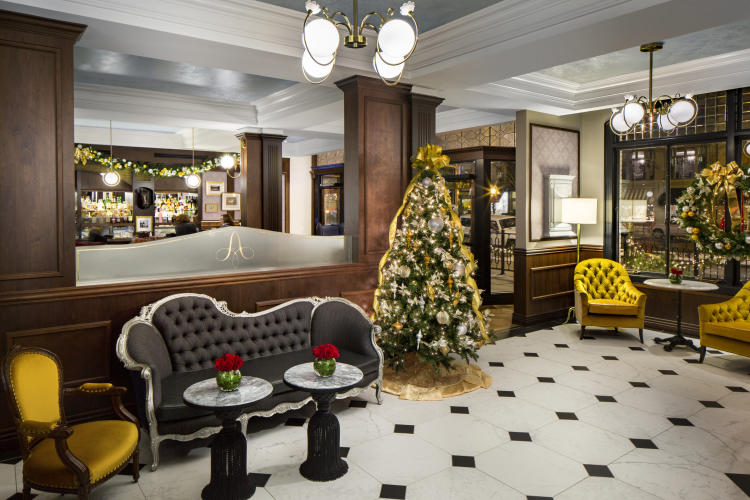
[609,41,698,136]
[301,0,418,86]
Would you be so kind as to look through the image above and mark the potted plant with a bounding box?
[214,354,244,391]
[312,344,339,377]
[669,267,683,285]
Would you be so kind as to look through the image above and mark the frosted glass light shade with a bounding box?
[220,154,236,170]
[185,174,201,189]
[102,171,120,186]
[373,52,404,80]
[378,18,415,59]
[561,198,598,225]
[668,98,697,125]
[610,110,630,134]
[658,113,676,132]
[622,101,645,127]
[302,18,338,63]
[745,141,750,156]
[302,50,334,80]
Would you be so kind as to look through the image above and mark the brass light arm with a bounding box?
[329,10,353,34]
[360,22,381,34]
[359,11,386,33]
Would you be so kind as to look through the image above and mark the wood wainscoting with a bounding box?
[513,245,603,326]
[0,263,378,453]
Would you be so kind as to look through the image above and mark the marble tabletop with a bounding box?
[284,362,363,392]
[643,278,719,292]
[183,376,273,410]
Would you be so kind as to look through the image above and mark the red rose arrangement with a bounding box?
[214,353,244,372]
[312,344,340,360]
[670,268,683,276]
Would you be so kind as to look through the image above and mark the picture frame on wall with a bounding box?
[204,202,219,213]
[222,193,241,211]
[529,124,580,241]
[205,181,225,195]
[135,215,153,233]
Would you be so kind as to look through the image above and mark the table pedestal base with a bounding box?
[653,334,698,352]
[300,392,348,482]
[203,414,256,500]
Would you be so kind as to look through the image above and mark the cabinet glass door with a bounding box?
[489,160,515,295]
[442,161,476,247]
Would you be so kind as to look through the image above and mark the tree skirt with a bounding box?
[382,353,492,401]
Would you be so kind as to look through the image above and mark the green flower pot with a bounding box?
[216,370,242,391]
[669,274,683,285]
[313,358,336,377]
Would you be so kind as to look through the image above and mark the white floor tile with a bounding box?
[654,426,750,474]
[415,414,509,455]
[577,402,672,439]
[515,381,597,412]
[534,420,633,464]
[408,466,525,500]
[264,461,381,500]
[556,477,661,500]
[616,387,705,418]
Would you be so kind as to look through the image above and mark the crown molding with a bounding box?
[435,108,514,133]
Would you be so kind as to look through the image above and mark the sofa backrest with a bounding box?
[149,294,314,372]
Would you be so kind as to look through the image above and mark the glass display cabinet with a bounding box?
[312,163,344,235]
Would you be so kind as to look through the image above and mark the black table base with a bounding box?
[652,288,699,352]
[300,392,348,482]
[202,410,256,500]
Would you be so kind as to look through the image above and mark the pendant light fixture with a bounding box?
[101,120,121,187]
[301,0,418,86]
[220,151,241,179]
[185,128,202,189]
[609,42,698,136]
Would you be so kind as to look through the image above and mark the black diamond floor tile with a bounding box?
[349,400,368,408]
[726,473,750,496]
[556,412,578,420]
[596,395,617,403]
[629,347,645,351]
[582,335,596,340]
[537,377,555,383]
[555,343,569,348]
[602,355,619,360]
[6,494,37,500]
[572,365,589,371]
[489,361,504,367]
[498,390,516,397]
[509,431,532,442]
[685,359,700,364]
[584,464,614,478]
[629,381,650,388]
[380,484,407,499]
[700,401,724,408]
[524,352,539,357]
[668,417,693,426]
[708,349,722,354]
[248,472,271,487]
[285,417,306,426]
[630,438,658,449]
[728,386,749,392]
[340,446,350,458]
[394,424,415,434]
[659,369,678,375]
[451,406,470,414]
[452,455,476,468]
[527,496,554,500]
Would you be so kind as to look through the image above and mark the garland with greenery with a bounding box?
[675,160,750,257]
[74,145,240,178]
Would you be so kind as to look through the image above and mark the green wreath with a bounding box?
[675,161,750,257]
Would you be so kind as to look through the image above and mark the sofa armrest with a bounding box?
[311,299,380,361]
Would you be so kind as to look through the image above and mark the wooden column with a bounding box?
[0,11,85,292]
[235,132,286,231]
[410,93,443,157]
[336,75,412,264]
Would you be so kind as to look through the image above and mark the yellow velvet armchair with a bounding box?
[1,346,140,500]
[574,258,647,343]
[698,281,750,363]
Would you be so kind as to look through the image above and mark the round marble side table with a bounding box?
[643,278,719,352]
[283,362,363,481]
[183,376,273,500]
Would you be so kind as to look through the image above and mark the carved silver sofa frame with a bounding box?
[116,293,383,471]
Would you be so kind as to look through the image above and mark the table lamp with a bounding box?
[561,198,598,264]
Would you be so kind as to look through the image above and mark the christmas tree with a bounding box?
[373,144,488,372]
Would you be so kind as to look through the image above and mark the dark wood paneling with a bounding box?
[0,11,84,291]
[236,133,262,228]
[282,158,290,233]
[340,289,376,315]
[262,135,285,231]
[410,94,443,157]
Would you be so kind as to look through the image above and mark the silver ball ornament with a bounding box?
[398,265,411,278]
[421,177,433,187]
[456,324,468,336]
[428,217,445,233]
[453,261,466,276]
[436,310,450,325]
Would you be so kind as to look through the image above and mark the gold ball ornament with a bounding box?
[725,243,732,250]
[444,260,454,271]
[690,234,699,240]
[692,228,700,234]
[436,310,450,325]
[440,345,450,355]
[681,212,688,218]
[687,211,695,217]
[392,322,403,331]
[398,265,411,278]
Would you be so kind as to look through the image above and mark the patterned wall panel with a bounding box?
[317,149,345,166]
[436,121,516,149]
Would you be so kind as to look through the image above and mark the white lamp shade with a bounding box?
[302,18,338,63]
[185,174,201,189]
[561,198,598,225]
[667,98,697,125]
[745,141,750,156]
[622,101,645,127]
[302,50,334,80]
[373,52,404,80]
[610,110,630,134]
[219,154,236,170]
[101,171,120,186]
[377,18,415,59]
[657,112,676,132]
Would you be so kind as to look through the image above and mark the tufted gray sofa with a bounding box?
[116,293,383,470]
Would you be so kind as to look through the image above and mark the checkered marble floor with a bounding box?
[4,324,750,499]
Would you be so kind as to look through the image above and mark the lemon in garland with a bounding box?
[681,211,688,218]
[687,211,695,217]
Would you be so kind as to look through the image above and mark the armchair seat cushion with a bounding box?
[23,420,138,489]
[703,320,750,342]
[588,299,639,316]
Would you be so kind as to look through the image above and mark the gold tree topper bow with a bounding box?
[701,161,743,232]
[413,144,450,171]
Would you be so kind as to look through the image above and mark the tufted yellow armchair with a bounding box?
[1,346,140,500]
[574,258,647,342]
[698,281,750,363]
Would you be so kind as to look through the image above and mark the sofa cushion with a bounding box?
[703,320,750,342]
[588,299,638,316]
[157,348,379,422]
[151,296,313,372]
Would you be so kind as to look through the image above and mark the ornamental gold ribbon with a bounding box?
[701,161,743,232]
[372,144,489,343]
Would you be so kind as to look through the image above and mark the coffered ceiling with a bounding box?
[1,0,748,155]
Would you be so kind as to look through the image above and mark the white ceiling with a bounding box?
[1,0,748,155]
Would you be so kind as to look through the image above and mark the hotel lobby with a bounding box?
[2,0,750,499]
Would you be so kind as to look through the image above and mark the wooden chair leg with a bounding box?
[580,325,586,340]
[77,485,90,500]
[132,447,140,482]
[614,327,619,332]
[639,328,644,344]
[22,483,31,500]
[699,346,707,363]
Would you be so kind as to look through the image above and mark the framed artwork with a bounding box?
[204,202,219,213]
[222,193,241,211]
[205,181,225,195]
[529,124,580,240]
[135,216,153,233]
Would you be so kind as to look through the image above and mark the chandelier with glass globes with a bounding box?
[610,42,698,137]
[301,0,418,86]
